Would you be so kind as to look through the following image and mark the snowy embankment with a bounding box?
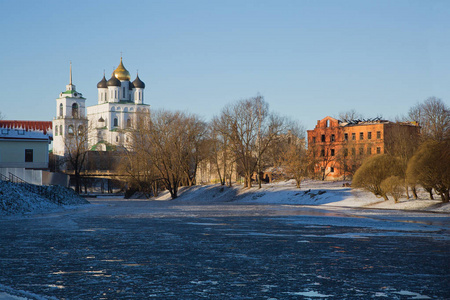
[157,179,450,213]
[0,181,89,215]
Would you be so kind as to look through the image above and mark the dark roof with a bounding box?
[107,73,121,87]
[97,75,108,88]
[132,74,145,88]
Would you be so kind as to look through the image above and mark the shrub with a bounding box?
[381,176,405,203]
[352,154,403,200]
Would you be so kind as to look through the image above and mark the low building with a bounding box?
[0,120,52,169]
[307,116,420,180]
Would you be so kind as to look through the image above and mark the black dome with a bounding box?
[107,73,121,87]
[132,74,145,88]
[97,75,107,88]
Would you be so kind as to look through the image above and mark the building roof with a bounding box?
[97,75,108,88]
[114,57,131,81]
[107,73,121,87]
[132,74,145,88]
[0,120,52,135]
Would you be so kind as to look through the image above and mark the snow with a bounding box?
[0,181,89,215]
[1,178,449,217]
[165,179,450,213]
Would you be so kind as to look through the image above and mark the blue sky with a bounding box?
[0,0,448,130]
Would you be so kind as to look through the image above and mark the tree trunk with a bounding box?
[412,186,418,199]
[74,172,81,194]
[382,193,389,201]
[245,174,252,188]
[405,184,410,199]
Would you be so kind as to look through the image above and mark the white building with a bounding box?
[87,58,150,151]
[52,59,150,155]
[52,63,88,156]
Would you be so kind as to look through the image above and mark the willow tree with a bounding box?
[406,140,450,203]
[352,154,403,201]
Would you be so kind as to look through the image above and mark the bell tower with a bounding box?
[52,62,88,156]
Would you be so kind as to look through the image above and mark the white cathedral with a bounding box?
[52,58,150,156]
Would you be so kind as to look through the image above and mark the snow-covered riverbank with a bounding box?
[0,181,89,215]
[1,179,448,216]
[153,179,450,213]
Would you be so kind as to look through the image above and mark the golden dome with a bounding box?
[113,57,131,81]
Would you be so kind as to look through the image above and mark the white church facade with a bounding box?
[52,58,150,156]
[52,63,88,156]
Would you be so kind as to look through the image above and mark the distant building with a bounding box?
[52,63,88,157]
[307,116,420,180]
[87,57,150,151]
[0,120,52,169]
[52,58,150,156]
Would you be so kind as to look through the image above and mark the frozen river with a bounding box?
[0,198,449,299]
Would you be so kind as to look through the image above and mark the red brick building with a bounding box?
[307,116,420,180]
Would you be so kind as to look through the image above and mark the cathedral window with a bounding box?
[59,103,63,117]
[127,119,131,128]
[72,103,79,118]
[123,87,126,99]
[60,125,63,135]
[68,125,74,135]
[78,125,84,135]
[55,126,58,136]
[116,136,119,142]
[114,118,118,127]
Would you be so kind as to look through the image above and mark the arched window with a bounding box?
[72,103,79,118]
[78,125,84,135]
[68,125,74,135]
[114,118,118,127]
[60,125,63,135]
[127,118,131,128]
[59,103,63,117]
[116,136,119,142]
[55,125,58,136]
[123,87,126,99]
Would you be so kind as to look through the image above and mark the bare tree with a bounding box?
[218,95,286,188]
[336,109,364,122]
[210,114,235,186]
[122,115,159,197]
[180,115,208,187]
[63,120,90,194]
[408,97,450,142]
[279,124,308,188]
